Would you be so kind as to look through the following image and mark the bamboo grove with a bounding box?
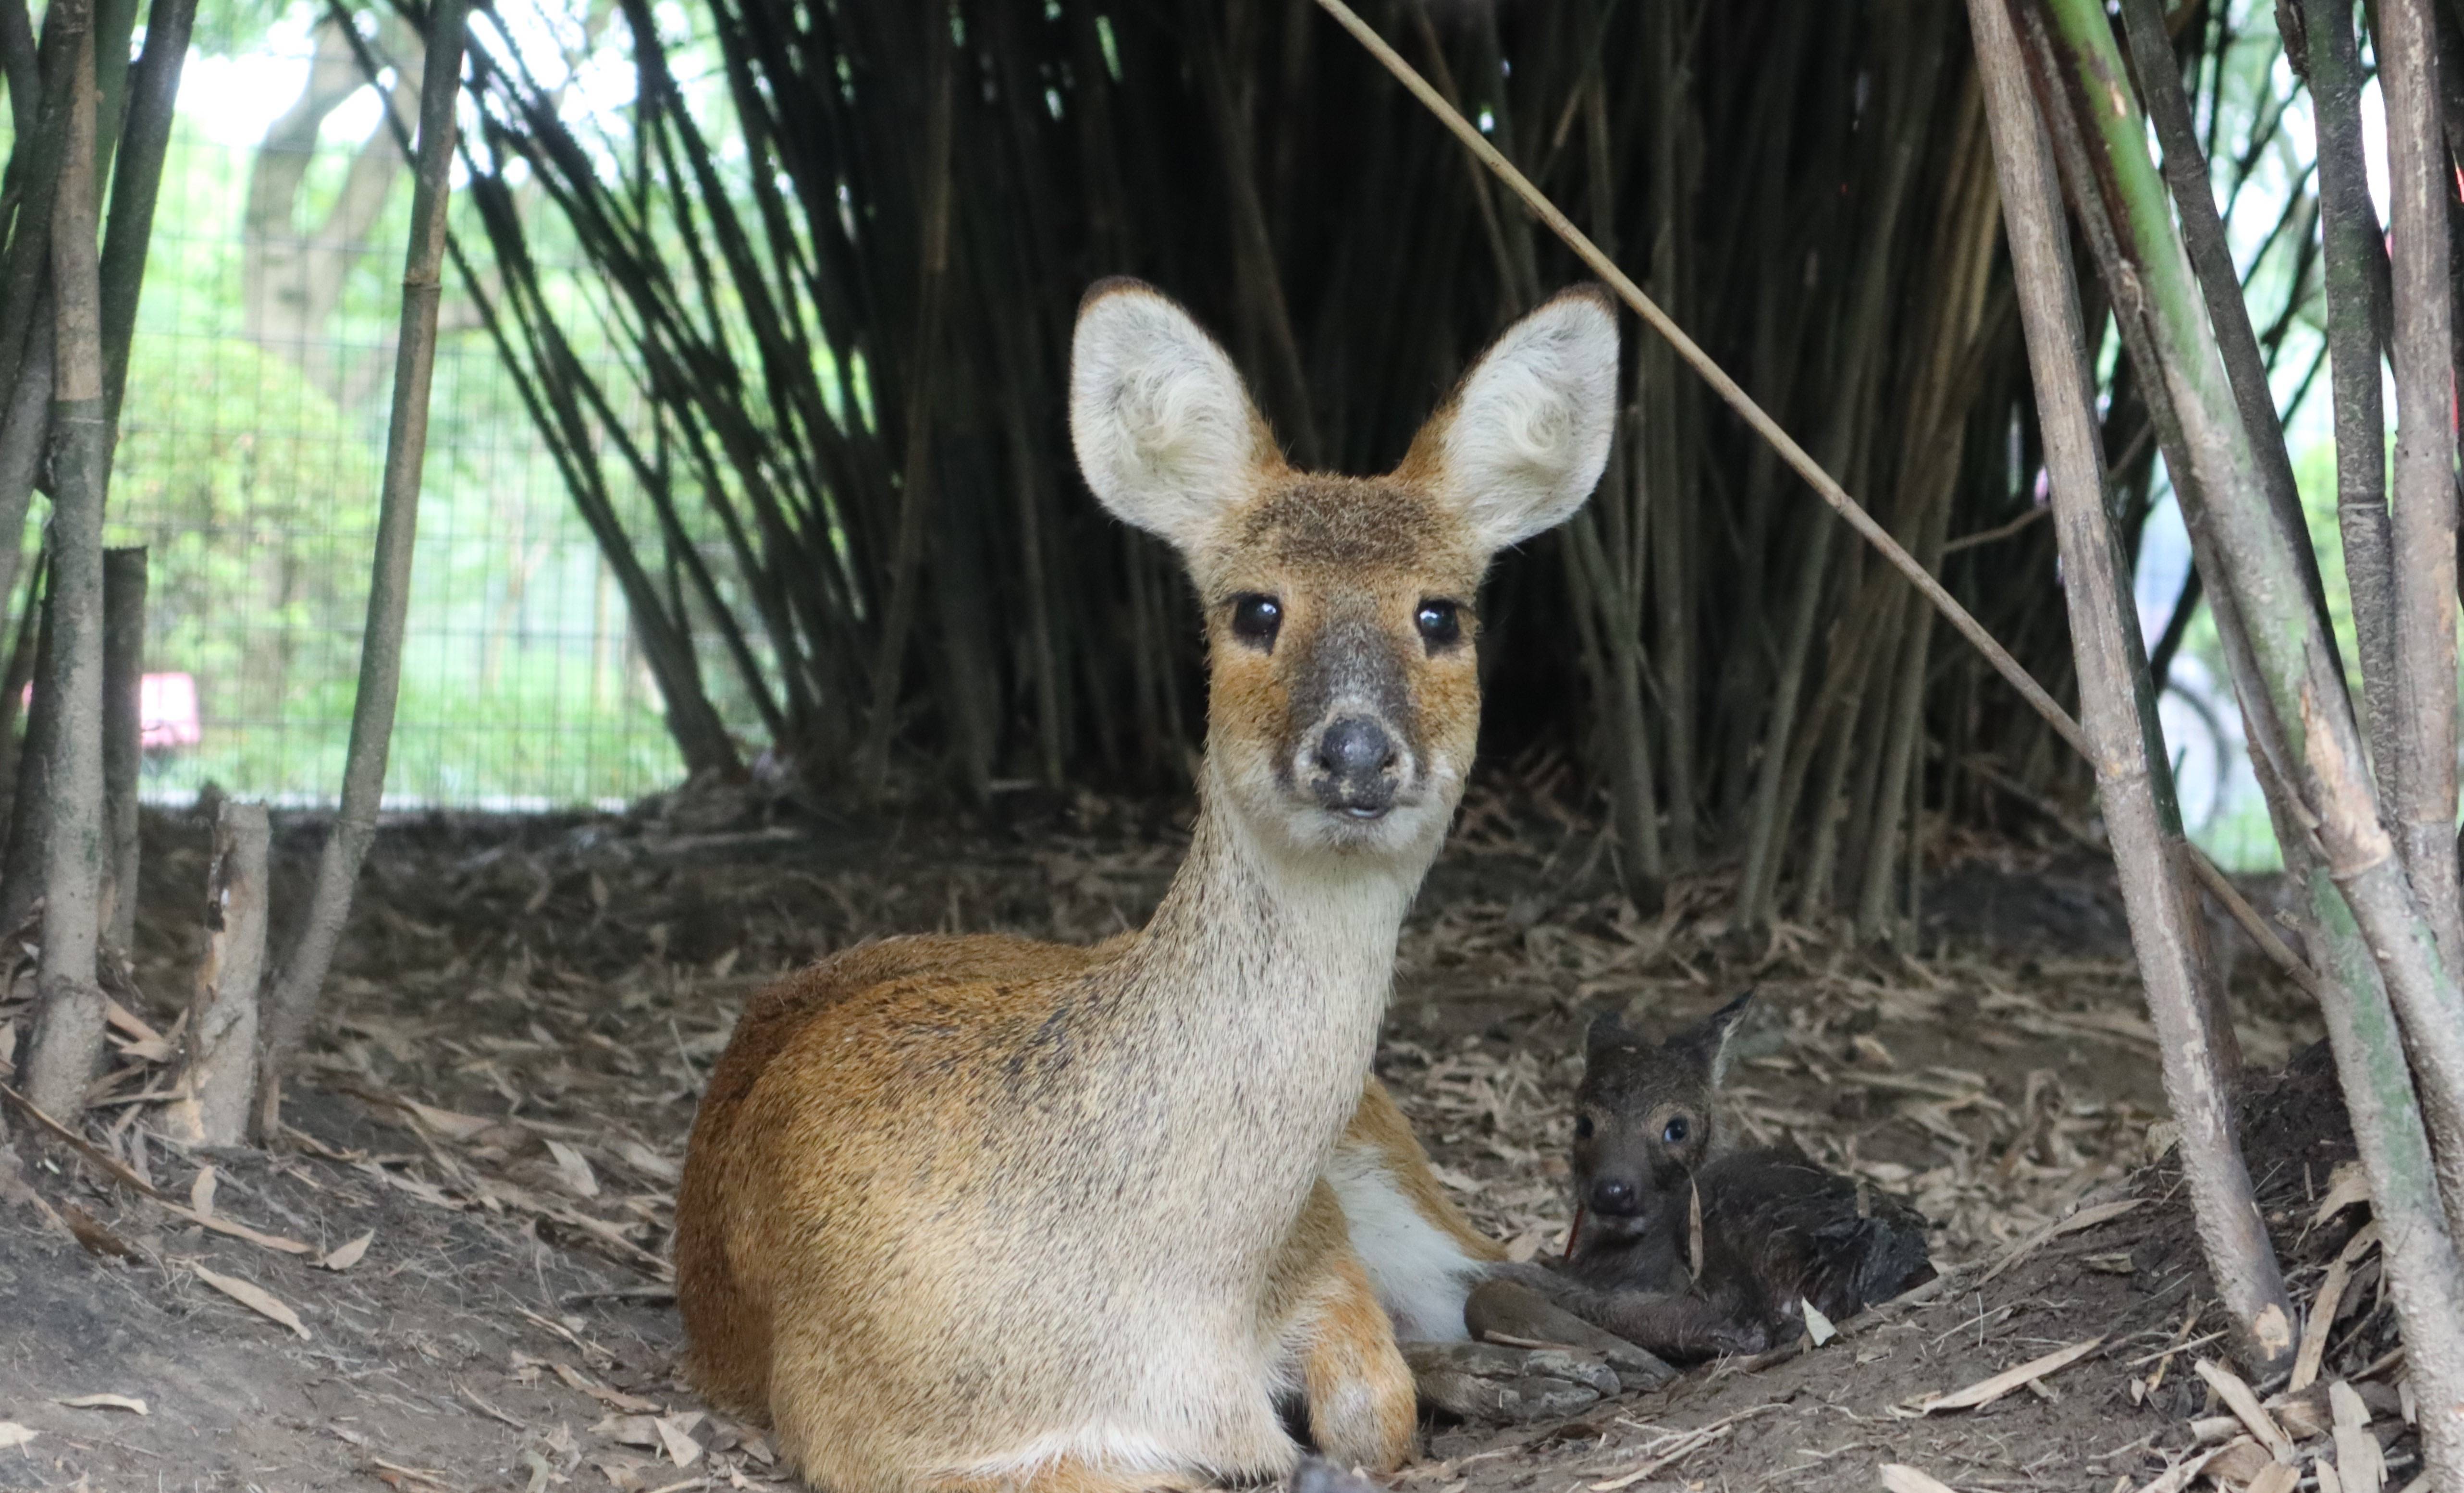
[419,0,2331,930]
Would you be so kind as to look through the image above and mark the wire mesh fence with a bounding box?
[74,123,692,811]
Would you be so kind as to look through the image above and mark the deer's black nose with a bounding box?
[1312,716,1399,816]
[1589,1177,1640,1216]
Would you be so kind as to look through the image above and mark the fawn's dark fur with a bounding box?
[1539,993,1934,1358]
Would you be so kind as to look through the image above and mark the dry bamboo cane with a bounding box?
[2288,0,2399,768]
[1970,0,2295,1371]
[1308,0,2309,992]
[2377,0,2464,979]
[255,0,467,1140]
[853,5,954,800]
[2023,0,2464,1465]
[99,545,140,954]
[19,13,108,1122]
[97,0,199,430]
[169,800,267,1147]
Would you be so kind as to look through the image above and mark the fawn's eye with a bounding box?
[1574,1114,1595,1140]
[1416,599,1463,648]
[1662,1116,1690,1146]
[1230,594,1281,649]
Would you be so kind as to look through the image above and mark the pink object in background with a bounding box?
[140,672,200,748]
[15,670,200,749]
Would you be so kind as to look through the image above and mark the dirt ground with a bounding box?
[0,774,2407,1493]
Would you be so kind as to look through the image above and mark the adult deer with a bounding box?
[675,279,1621,1493]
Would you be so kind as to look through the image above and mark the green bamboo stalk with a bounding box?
[1972,0,2294,1371]
[2029,0,2464,1451]
[2377,0,2464,979]
[2293,0,2399,768]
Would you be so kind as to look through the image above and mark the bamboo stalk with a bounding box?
[256,0,468,1138]
[20,12,107,1122]
[2026,0,2464,1459]
[99,545,139,953]
[853,4,954,799]
[1971,0,2294,1372]
[2377,0,2464,979]
[0,568,51,937]
[2293,0,2398,768]
[168,800,267,1147]
[97,0,198,429]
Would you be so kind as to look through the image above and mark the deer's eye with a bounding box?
[1574,1114,1595,1140]
[1416,599,1463,649]
[1662,1116,1690,1146]
[1230,594,1282,649]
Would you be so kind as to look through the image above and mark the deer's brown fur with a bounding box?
[674,279,1620,1493]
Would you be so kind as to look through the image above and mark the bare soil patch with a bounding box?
[0,783,2386,1493]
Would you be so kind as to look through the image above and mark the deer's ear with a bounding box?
[1070,279,1277,553]
[1402,284,1620,553]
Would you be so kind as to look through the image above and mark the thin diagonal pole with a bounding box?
[1307,0,2308,997]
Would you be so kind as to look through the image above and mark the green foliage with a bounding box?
[95,118,690,807]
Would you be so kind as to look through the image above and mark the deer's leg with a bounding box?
[922,1460,1206,1493]
[1269,1183,1418,1471]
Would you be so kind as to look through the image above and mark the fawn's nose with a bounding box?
[1589,1176,1640,1216]
[1311,716,1400,816]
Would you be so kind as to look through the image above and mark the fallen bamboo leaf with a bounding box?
[102,996,167,1049]
[1879,1465,1961,1493]
[2294,1224,2378,1392]
[616,1140,679,1184]
[2205,1436,2274,1485]
[2196,1358,2292,1459]
[1917,1336,2103,1413]
[1979,1199,2144,1284]
[60,1202,139,1260]
[546,1139,601,1199]
[0,1423,33,1450]
[173,1203,315,1256]
[1587,1404,1781,1490]
[57,1393,147,1414]
[2312,1163,2371,1227]
[2247,1464,2300,1493]
[2130,1446,2223,1493]
[1589,1426,1730,1490]
[317,1230,373,1271]
[194,1262,311,1339]
[554,1362,660,1413]
[1802,1297,1838,1347]
[189,1165,216,1219]
[2331,1381,2384,1493]
[370,1456,454,1490]
[593,1413,663,1448]
[654,1411,704,1468]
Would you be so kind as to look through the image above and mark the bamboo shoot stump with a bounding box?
[169,801,268,1147]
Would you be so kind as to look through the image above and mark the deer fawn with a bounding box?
[1536,992,1933,1357]
[674,280,1621,1493]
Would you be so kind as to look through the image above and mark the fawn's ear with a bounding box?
[1402,284,1620,553]
[1070,279,1277,553]
[1585,1005,1634,1058]
[1682,990,1755,1089]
